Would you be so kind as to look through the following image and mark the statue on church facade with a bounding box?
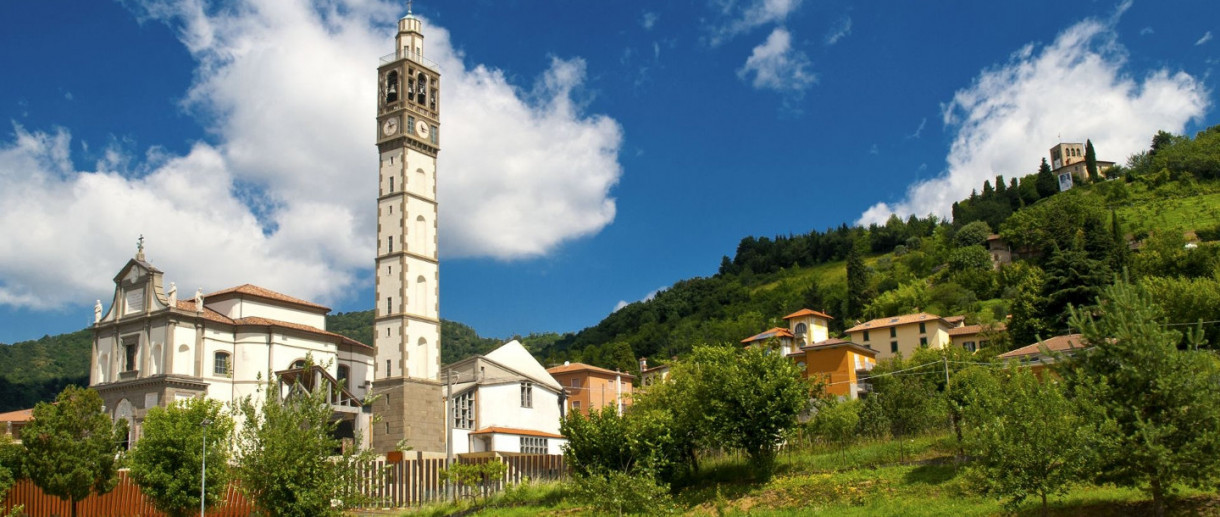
[195,288,204,311]
[168,282,177,306]
[94,300,102,323]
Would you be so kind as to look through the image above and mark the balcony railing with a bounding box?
[380,49,439,72]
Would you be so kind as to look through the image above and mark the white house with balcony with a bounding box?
[89,246,375,449]
[445,340,566,455]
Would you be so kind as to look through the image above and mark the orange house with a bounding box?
[788,339,877,400]
[546,362,634,416]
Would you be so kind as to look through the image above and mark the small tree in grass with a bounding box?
[21,386,122,517]
[235,367,375,517]
[807,398,860,458]
[964,367,1093,517]
[1058,277,1220,517]
[671,345,813,478]
[128,397,233,517]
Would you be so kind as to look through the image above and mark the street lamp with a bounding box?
[201,417,212,517]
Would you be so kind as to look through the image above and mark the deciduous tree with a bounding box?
[235,370,373,517]
[128,397,233,517]
[964,367,1093,517]
[20,386,121,517]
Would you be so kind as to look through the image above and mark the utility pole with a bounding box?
[200,417,212,517]
[445,367,454,501]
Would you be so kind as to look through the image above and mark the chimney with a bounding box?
[564,360,570,366]
[639,357,647,371]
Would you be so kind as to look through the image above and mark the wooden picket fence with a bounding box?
[3,455,567,516]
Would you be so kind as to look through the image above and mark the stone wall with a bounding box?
[371,377,445,453]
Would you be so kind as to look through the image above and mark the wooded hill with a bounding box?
[3,125,1219,411]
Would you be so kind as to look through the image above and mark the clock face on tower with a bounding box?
[382,117,398,137]
[415,120,430,139]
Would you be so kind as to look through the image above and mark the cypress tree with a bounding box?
[1085,139,1099,180]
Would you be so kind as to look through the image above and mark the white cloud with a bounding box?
[824,16,851,45]
[0,0,622,311]
[1139,26,1154,36]
[1196,31,1213,46]
[612,286,664,313]
[868,143,879,155]
[737,27,816,93]
[707,0,803,45]
[858,15,1208,226]
[641,11,659,30]
[906,117,927,139]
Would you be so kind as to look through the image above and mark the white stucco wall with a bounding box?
[476,383,562,435]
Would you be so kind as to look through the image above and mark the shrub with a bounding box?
[574,469,673,516]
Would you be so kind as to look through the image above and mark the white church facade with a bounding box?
[90,246,375,447]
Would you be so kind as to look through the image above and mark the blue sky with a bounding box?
[0,0,1217,344]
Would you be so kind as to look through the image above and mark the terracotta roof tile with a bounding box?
[167,302,369,350]
[741,327,794,344]
[205,284,330,312]
[782,308,834,320]
[948,323,1006,336]
[845,313,950,333]
[546,362,636,379]
[0,409,33,422]
[470,426,565,439]
[174,300,234,324]
[999,334,1086,360]
[800,338,878,357]
[233,316,372,351]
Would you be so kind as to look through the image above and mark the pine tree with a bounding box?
[1036,158,1058,198]
[1062,279,1220,517]
[845,241,871,320]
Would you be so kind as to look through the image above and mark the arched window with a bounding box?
[385,70,399,103]
[291,359,307,370]
[416,73,428,106]
[414,215,427,254]
[337,364,350,388]
[214,351,231,376]
[416,276,427,314]
[794,323,807,337]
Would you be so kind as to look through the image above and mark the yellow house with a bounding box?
[783,308,833,347]
[845,312,963,360]
[788,339,876,400]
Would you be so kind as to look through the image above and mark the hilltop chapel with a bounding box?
[88,7,448,454]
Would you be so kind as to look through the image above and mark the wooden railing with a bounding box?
[3,455,568,515]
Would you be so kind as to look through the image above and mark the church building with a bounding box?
[89,242,375,448]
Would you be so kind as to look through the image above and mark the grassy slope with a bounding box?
[402,434,1220,517]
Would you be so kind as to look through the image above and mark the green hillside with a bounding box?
[531,126,1220,374]
[4,125,1218,411]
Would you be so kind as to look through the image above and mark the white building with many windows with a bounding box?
[445,340,566,455]
[89,246,375,449]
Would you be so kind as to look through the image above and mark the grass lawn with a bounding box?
[390,434,1220,516]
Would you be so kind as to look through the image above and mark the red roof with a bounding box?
[470,426,564,439]
[999,334,1086,360]
[948,323,1006,337]
[741,327,794,344]
[205,284,330,312]
[172,301,370,350]
[783,308,834,320]
[0,409,33,423]
[547,362,636,379]
[800,338,877,357]
[845,313,951,333]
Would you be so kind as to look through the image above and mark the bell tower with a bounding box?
[371,4,445,453]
